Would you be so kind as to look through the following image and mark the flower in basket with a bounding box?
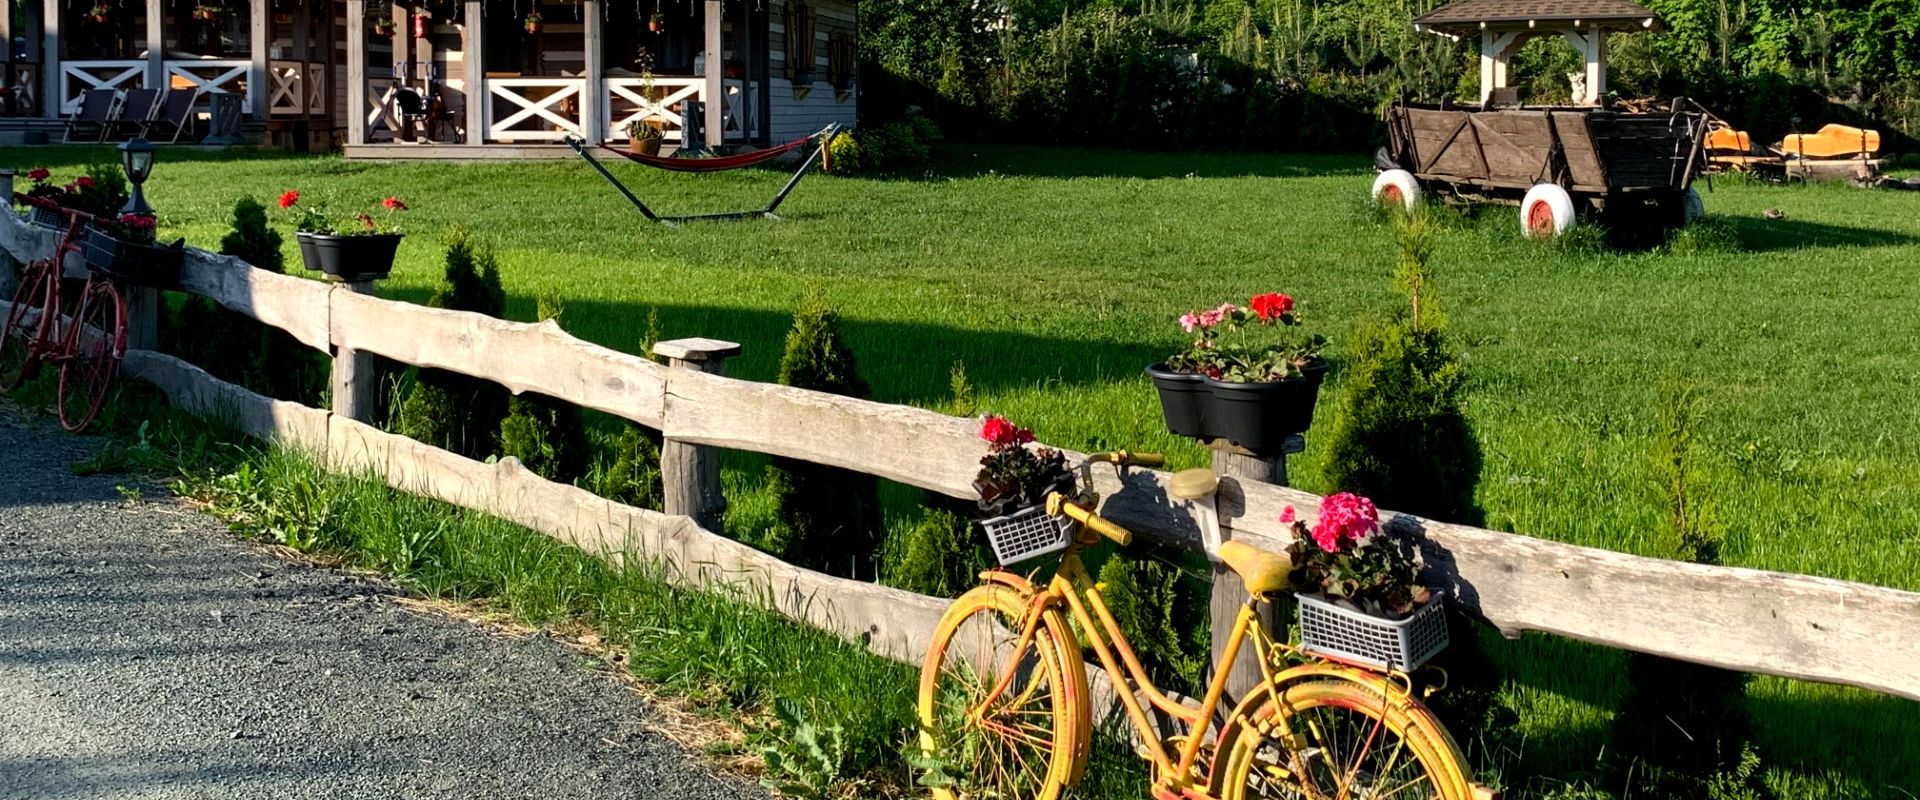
[1166,292,1327,383]
[1282,492,1431,619]
[972,415,1075,518]
[279,190,407,235]
[95,212,159,245]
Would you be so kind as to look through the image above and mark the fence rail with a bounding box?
[1,210,1916,703]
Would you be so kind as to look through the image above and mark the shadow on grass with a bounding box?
[928,144,1373,181]
[1720,215,1919,252]
[0,144,318,170]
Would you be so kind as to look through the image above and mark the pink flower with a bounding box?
[1279,506,1295,523]
[1179,312,1200,333]
[1310,492,1379,552]
[1197,308,1226,328]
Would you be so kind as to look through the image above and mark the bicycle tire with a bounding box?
[2,260,58,391]
[1212,677,1474,800]
[57,281,124,432]
[917,583,1089,800]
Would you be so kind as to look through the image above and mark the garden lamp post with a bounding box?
[119,137,156,217]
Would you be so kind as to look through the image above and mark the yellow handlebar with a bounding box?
[1086,450,1165,469]
[1045,493,1133,546]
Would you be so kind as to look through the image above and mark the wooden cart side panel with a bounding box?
[1471,111,1555,185]
[1405,109,1490,180]
[1589,115,1693,190]
[1553,111,1607,188]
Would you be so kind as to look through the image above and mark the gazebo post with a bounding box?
[347,0,367,145]
[1478,29,1517,104]
[703,0,722,147]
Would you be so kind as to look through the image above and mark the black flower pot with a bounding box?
[82,228,183,288]
[296,231,402,282]
[1146,362,1209,440]
[1201,361,1330,453]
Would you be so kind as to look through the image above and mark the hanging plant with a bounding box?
[87,0,112,23]
[370,15,394,36]
[524,8,542,33]
[647,11,663,33]
[192,3,222,21]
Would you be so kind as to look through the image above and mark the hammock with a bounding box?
[564,123,839,223]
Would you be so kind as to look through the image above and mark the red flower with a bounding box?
[73,176,96,190]
[382,196,408,211]
[979,415,1035,448]
[1249,292,1294,322]
[118,213,156,229]
[26,167,50,182]
[278,190,300,209]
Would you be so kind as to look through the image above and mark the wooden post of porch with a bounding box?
[346,0,366,145]
[463,0,483,145]
[250,0,270,119]
[657,337,741,531]
[1207,435,1305,712]
[703,0,721,148]
[145,0,164,90]
[582,0,603,143]
[41,0,60,118]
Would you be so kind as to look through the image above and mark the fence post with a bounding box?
[1208,434,1305,711]
[124,288,158,351]
[656,337,741,531]
[0,168,14,300]
[330,280,378,422]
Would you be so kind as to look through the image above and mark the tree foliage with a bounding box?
[395,228,509,458]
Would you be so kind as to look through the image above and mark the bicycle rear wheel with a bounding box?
[1214,678,1473,800]
[2,261,56,391]
[57,281,124,432]
[917,583,1089,800]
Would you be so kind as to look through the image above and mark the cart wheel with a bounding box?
[1371,169,1422,213]
[1520,184,1577,239]
[1683,188,1706,224]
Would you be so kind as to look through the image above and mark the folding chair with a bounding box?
[144,88,198,144]
[63,88,118,143]
[105,87,161,141]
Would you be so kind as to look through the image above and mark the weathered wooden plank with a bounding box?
[174,252,333,352]
[329,289,669,427]
[121,349,330,452]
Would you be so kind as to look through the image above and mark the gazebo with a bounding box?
[1412,0,1662,106]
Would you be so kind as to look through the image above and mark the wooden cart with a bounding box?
[1375,101,1707,238]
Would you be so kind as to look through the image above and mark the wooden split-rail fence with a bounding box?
[1,206,1916,720]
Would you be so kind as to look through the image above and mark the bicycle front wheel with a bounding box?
[917,583,1089,800]
[1214,678,1473,800]
[57,282,124,432]
[1,261,56,391]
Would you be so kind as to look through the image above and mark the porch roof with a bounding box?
[1412,0,1660,33]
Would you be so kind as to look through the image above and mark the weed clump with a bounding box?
[497,296,590,483]
[396,228,509,458]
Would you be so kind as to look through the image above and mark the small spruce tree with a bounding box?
[497,296,591,482]
[879,506,991,598]
[396,228,510,458]
[1096,548,1208,694]
[762,288,881,577]
[597,424,665,510]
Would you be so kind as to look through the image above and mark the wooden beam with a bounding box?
[703,0,721,147]
[251,0,270,118]
[657,338,741,531]
[1207,444,1290,715]
[145,0,165,90]
[330,280,379,423]
[581,0,603,143]
[121,350,332,450]
[346,0,367,145]
[42,0,60,119]
[463,0,483,144]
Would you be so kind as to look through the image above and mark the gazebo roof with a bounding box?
[1413,0,1660,33]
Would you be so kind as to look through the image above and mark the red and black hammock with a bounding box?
[564,123,838,223]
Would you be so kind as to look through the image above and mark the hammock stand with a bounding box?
[564,123,839,224]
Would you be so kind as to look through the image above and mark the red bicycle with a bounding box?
[1,197,126,432]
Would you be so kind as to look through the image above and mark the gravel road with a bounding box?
[0,404,766,800]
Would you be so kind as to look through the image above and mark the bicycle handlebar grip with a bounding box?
[1127,452,1165,468]
[1056,499,1133,546]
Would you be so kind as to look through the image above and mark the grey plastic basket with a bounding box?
[979,505,1072,566]
[1297,592,1449,671]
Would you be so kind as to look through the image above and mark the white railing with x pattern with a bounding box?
[267,61,327,116]
[164,59,253,115]
[59,60,147,114]
[484,77,584,142]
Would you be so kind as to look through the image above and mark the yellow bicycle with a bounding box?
[916,451,1497,800]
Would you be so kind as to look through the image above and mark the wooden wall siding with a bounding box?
[4,189,1917,704]
[767,0,854,141]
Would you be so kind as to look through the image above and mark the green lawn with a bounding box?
[8,144,1918,795]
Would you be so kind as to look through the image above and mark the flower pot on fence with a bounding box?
[1146,362,1210,440]
[296,231,402,282]
[1297,592,1449,671]
[978,505,1073,566]
[82,228,183,287]
[1147,360,1329,453]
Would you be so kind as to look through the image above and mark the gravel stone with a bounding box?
[0,404,766,800]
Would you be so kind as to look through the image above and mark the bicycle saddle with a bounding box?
[1219,540,1292,596]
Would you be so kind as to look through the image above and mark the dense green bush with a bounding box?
[879,507,990,598]
[497,297,590,483]
[595,424,664,511]
[761,290,882,577]
[395,229,509,458]
[828,116,940,176]
[163,196,323,404]
[1095,547,1208,695]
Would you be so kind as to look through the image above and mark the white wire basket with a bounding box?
[1297,592,1449,672]
[979,505,1073,566]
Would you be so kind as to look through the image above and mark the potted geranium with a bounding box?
[280,190,407,282]
[1146,292,1329,453]
[1283,493,1449,671]
[88,1,111,22]
[83,211,185,287]
[192,4,222,21]
[523,9,543,33]
[647,12,664,32]
[972,415,1077,565]
[371,15,395,36]
[624,119,664,156]
[19,168,128,231]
